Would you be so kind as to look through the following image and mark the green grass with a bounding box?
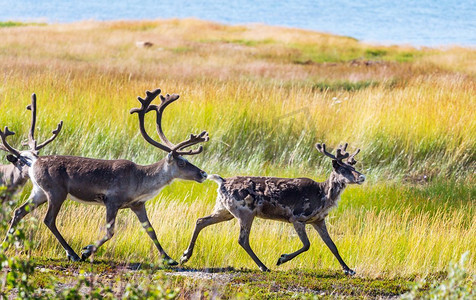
[25,259,418,298]
[312,80,379,91]
[365,49,388,58]
[6,251,473,298]
[199,38,275,46]
[0,21,46,27]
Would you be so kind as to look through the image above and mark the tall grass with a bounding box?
[15,181,474,277]
[0,19,474,277]
[1,73,473,179]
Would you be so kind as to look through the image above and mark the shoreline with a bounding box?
[1,17,475,49]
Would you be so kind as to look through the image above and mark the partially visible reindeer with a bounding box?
[0,94,63,202]
[180,143,365,275]
[3,89,208,265]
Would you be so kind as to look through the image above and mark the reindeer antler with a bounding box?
[155,93,181,149]
[0,127,21,157]
[130,89,209,156]
[316,142,361,165]
[171,131,209,155]
[26,93,63,152]
[315,143,350,163]
[347,148,360,165]
[130,88,173,153]
[26,94,38,150]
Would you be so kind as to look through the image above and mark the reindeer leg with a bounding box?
[3,187,47,244]
[43,192,80,261]
[312,220,355,275]
[180,204,233,264]
[277,221,310,266]
[130,203,177,266]
[81,202,119,260]
[236,213,269,272]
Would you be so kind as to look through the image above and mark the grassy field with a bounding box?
[0,19,475,297]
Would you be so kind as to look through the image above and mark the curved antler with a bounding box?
[156,93,181,148]
[0,127,21,157]
[35,121,63,151]
[130,89,173,153]
[130,89,209,156]
[172,131,209,155]
[26,93,64,152]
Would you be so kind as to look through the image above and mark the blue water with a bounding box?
[1,0,475,47]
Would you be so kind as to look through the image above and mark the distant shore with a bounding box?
[1,18,475,50]
[1,0,475,47]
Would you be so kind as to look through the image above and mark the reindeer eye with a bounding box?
[178,160,186,167]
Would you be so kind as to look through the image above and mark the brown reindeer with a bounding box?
[0,94,63,202]
[3,89,208,265]
[180,143,364,275]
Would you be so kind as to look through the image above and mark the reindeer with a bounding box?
[3,88,208,265]
[0,94,63,202]
[180,143,364,275]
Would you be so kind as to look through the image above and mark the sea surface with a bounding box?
[1,0,475,47]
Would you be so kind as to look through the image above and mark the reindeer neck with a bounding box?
[142,159,174,182]
[139,159,176,189]
[323,172,348,202]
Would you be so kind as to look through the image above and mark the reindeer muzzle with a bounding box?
[356,174,366,184]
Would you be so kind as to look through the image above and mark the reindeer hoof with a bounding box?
[276,254,287,266]
[67,252,81,262]
[81,245,95,260]
[163,257,178,266]
[344,268,356,276]
[260,266,270,272]
[180,250,191,264]
[179,255,189,265]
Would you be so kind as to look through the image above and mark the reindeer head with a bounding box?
[1,133,34,178]
[131,89,209,183]
[1,94,63,176]
[316,143,365,185]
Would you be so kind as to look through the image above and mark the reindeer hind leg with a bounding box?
[180,203,234,264]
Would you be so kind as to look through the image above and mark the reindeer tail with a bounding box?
[207,174,224,185]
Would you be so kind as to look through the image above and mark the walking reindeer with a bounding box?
[181,143,364,275]
[3,89,208,265]
[0,94,63,202]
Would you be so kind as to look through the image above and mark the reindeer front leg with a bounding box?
[81,202,119,260]
[130,203,177,266]
[277,221,310,266]
[4,187,47,244]
[236,213,270,272]
[312,219,355,275]
[43,190,81,261]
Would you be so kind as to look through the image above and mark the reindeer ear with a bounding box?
[6,155,18,163]
[332,160,340,170]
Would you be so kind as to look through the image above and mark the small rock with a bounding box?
[135,41,153,48]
